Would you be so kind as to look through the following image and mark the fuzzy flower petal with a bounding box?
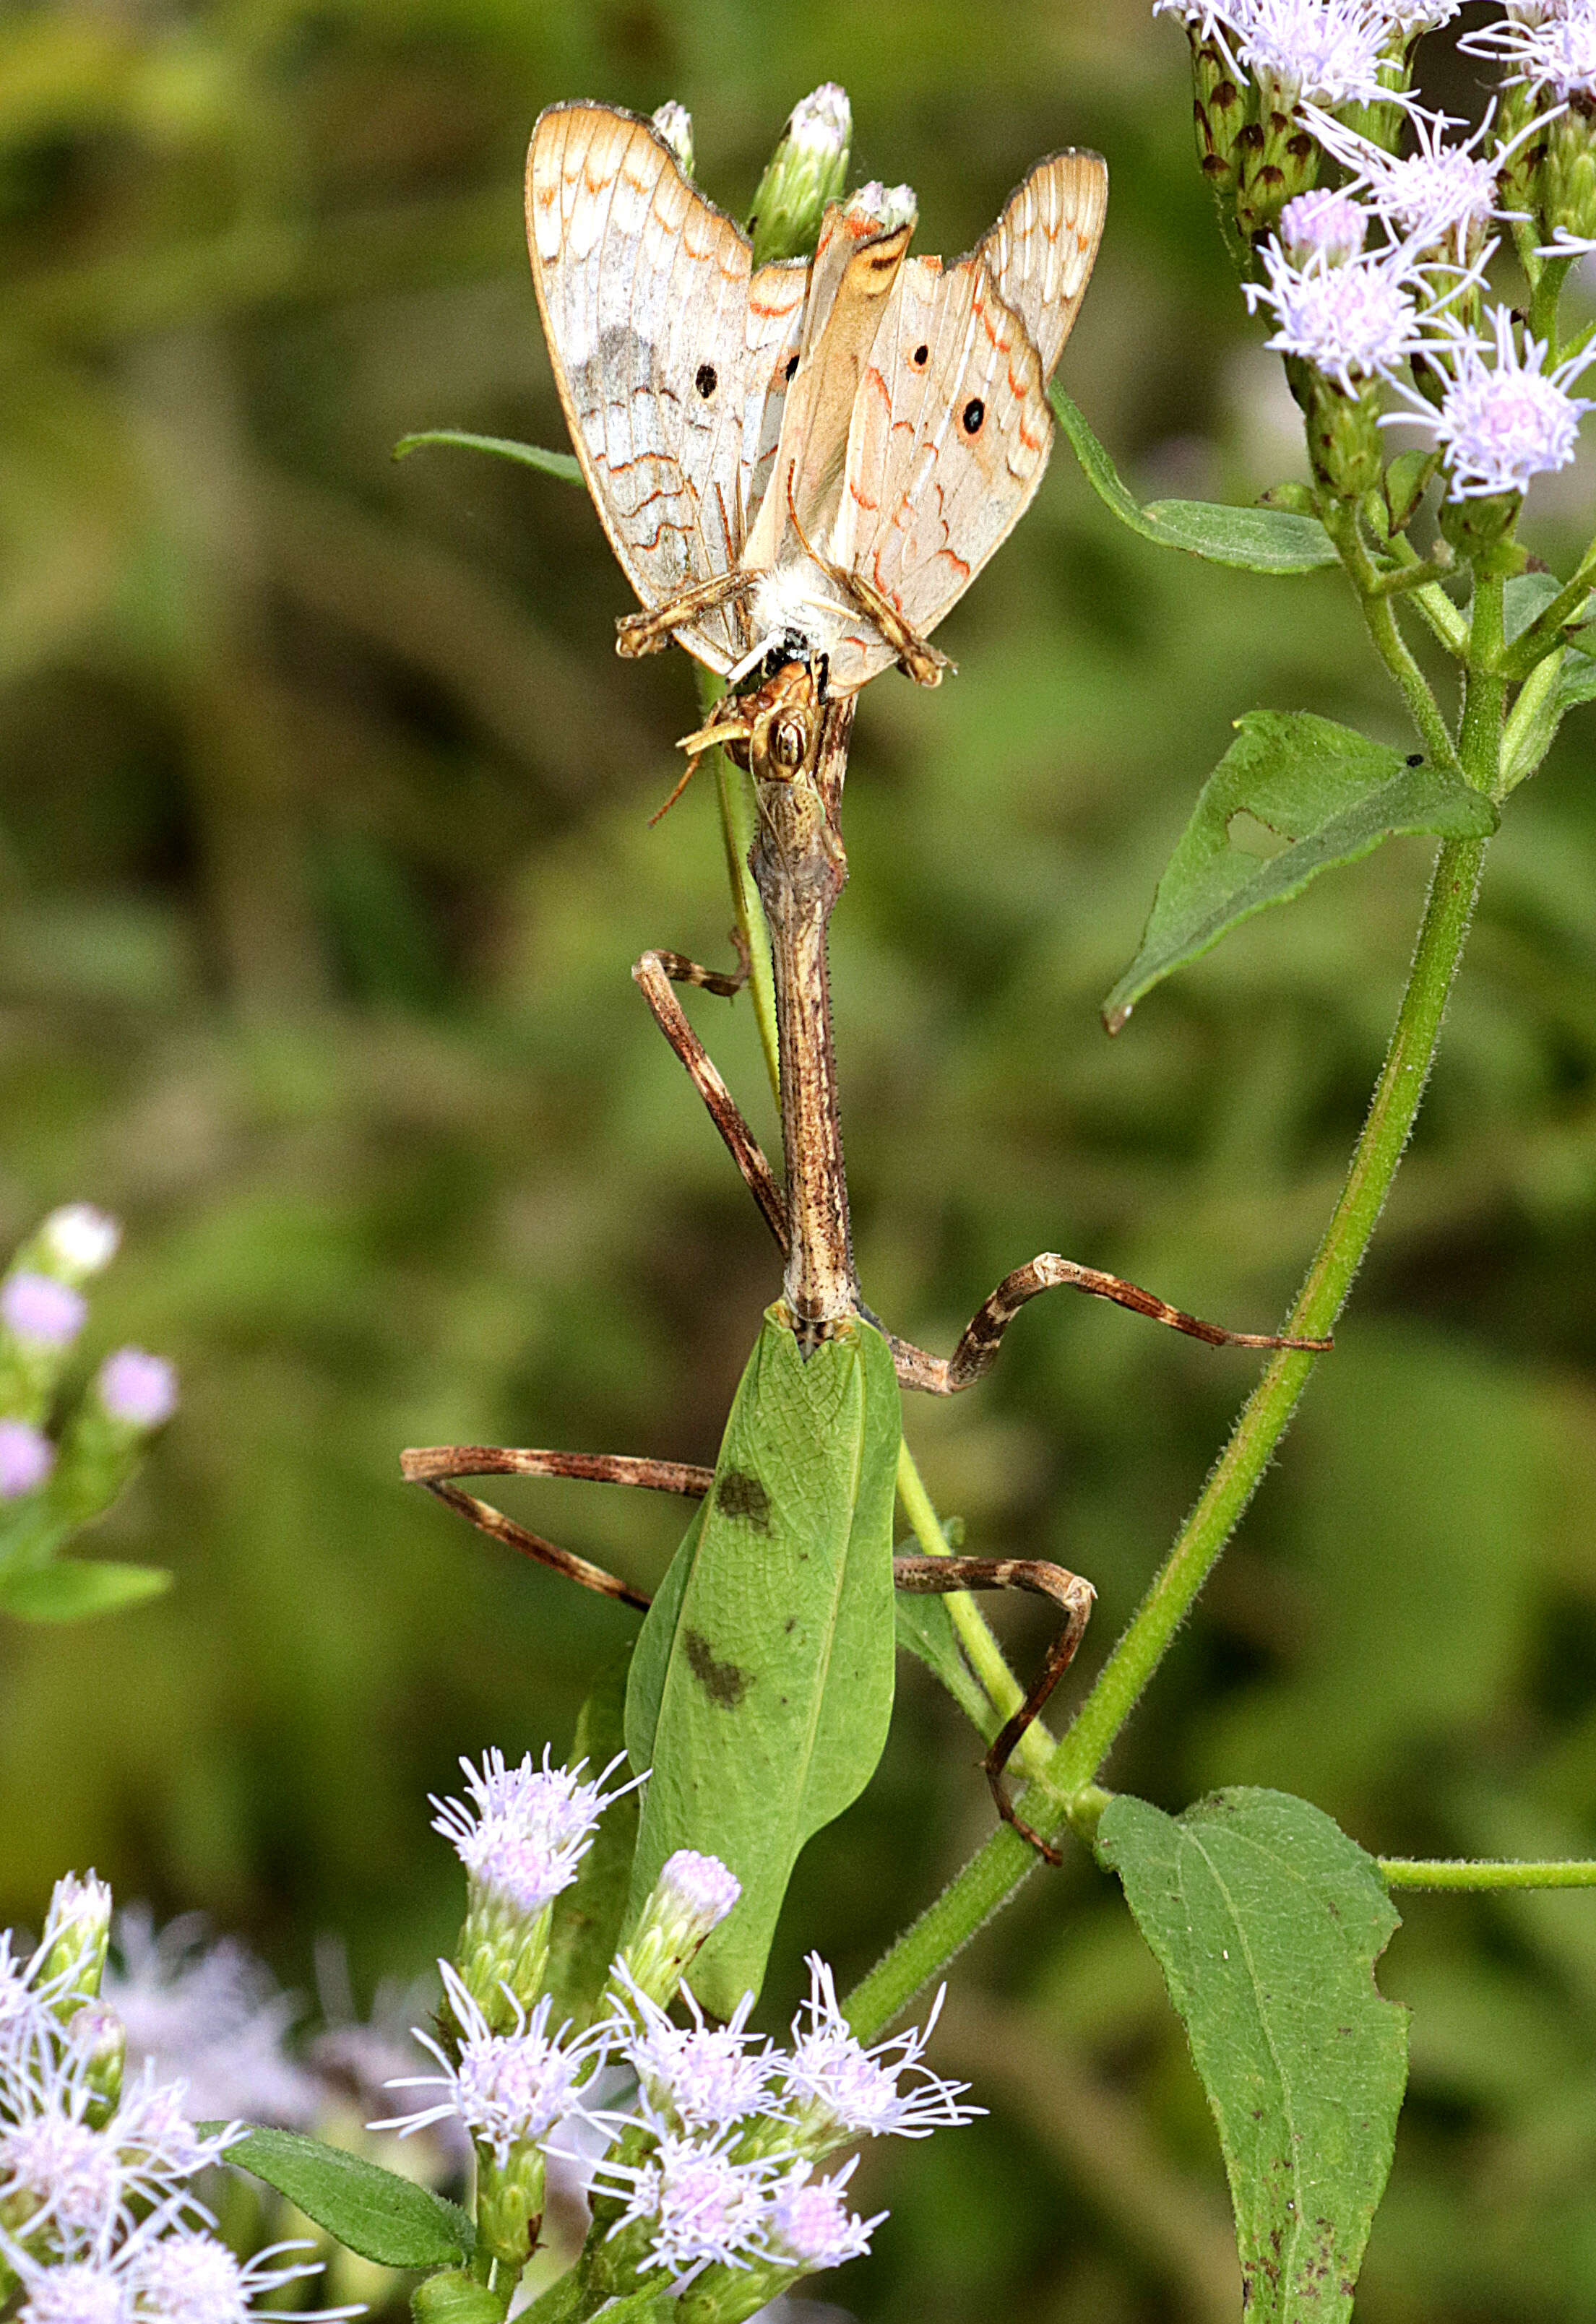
[1385,306,1595,492]
[372,1961,608,2164]
[781,1956,982,2143]
[1243,238,1428,390]
[431,1750,641,1920]
[615,1972,776,2133]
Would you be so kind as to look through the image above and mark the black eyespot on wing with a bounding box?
[696,362,718,399]
[962,397,985,433]
[784,354,800,381]
[913,343,930,366]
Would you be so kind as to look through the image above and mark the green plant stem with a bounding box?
[895,1441,1053,1784]
[1530,252,1574,353]
[847,829,1489,2039]
[1381,1857,1596,1890]
[702,671,781,1112]
[1459,573,1506,779]
[1500,547,1596,680]
[1324,503,1462,772]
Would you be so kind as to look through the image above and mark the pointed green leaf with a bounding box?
[545,1647,640,2029]
[0,1560,171,1621]
[392,430,582,484]
[1104,710,1498,1031]
[1556,645,1596,711]
[1098,1788,1408,2324]
[625,1310,900,2016]
[216,2125,473,2268]
[1050,386,1337,574]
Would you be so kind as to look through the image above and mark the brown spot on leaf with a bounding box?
[684,1630,751,1709]
[715,1469,772,1530]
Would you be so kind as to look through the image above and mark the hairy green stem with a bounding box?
[1324,503,1462,770]
[1380,1857,1596,1890]
[702,671,781,1111]
[847,826,1489,2035]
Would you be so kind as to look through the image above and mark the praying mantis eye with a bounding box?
[770,714,809,771]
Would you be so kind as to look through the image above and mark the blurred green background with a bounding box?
[4,1,1596,2316]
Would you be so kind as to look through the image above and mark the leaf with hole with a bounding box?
[1099,1787,1408,2324]
[1103,710,1497,1031]
[1050,386,1338,574]
[215,2126,474,2268]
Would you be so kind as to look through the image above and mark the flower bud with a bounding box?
[614,1850,741,2009]
[1300,368,1385,500]
[475,2145,546,2272]
[35,1206,121,1286]
[1191,33,1248,192]
[1236,105,1319,241]
[650,100,694,183]
[67,2000,127,2123]
[1540,100,1596,249]
[98,1349,178,1433]
[748,82,852,266]
[0,1418,53,1500]
[411,2269,509,2324]
[1280,188,1367,267]
[1440,487,1527,574]
[37,1870,113,2010]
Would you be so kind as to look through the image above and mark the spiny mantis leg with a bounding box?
[398,1444,714,1615]
[894,1552,1095,1866]
[887,1253,1334,1396]
[632,947,789,1256]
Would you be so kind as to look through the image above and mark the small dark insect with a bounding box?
[784,353,800,381]
[1406,752,1424,766]
[913,343,930,366]
[696,361,718,398]
[962,397,985,433]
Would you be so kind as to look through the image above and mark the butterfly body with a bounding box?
[526,101,1108,701]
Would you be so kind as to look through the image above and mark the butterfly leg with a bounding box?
[400,1445,712,1611]
[615,570,759,659]
[633,948,789,1258]
[894,1552,1095,1865]
[886,1254,1332,1396]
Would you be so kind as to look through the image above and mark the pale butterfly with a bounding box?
[525,101,1108,724]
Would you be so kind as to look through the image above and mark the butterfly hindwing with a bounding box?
[526,103,805,672]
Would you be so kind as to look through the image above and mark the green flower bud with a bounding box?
[748,83,851,267]
[1541,99,1596,249]
[452,1895,555,2035]
[612,1849,741,2010]
[1191,33,1248,193]
[1440,488,1527,576]
[411,2268,509,2324]
[1299,368,1384,501]
[475,2145,546,2273]
[1496,77,1552,220]
[1236,105,1318,241]
[67,2002,126,2125]
[650,100,694,183]
[37,1870,113,2012]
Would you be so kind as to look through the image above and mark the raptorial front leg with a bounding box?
[615,570,757,658]
[400,1443,712,1612]
[889,1253,1333,1396]
[633,948,788,1256]
[894,1552,1095,1865]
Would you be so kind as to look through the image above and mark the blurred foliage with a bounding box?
[2,1,1596,2318]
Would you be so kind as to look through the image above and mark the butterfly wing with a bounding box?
[526,102,806,673]
[825,151,1108,694]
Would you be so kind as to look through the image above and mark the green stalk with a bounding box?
[1323,501,1463,771]
[1381,1858,1596,1890]
[847,615,1501,2036]
[701,670,781,1111]
[1530,251,1574,354]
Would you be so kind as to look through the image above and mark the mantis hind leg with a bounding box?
[892,1552,1095,1866]
[633,947,788,1256]
[887,1253,1332,1396]
[615,570,757,659]
[400,1445,712,1612]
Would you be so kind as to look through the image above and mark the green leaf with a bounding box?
[216,2126,473,2268]
[1104,710,1498,1032]
[626,1309,900,2017]
[392,430,582,484]
[0,1560,171,1621]
[544,1646,640,2029]
[1098,1788,1408,2324]
[1556,646,1596,711]
[1050,386,1338,574]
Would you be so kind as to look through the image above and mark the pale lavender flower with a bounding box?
[0,2045,235,2243]
[650,101,694,178]
[1308,103,1537,254]
[1370,0,1462,30]
[781,1956,981,2143]
[762,2156,884,2270]
[11,2255,133,2324]
[0,1935,62,2059]
[1243,239,1428,389]
[431,1750,639,1920]
[372,1961,606,2163]
[1,1274,87,1350]
[592,2127,776,2284]
[104,1911,319,2132]
[1236,0,1407,110]
[38,1207,120,1284]
[97,1350,177,1432]
[616,1973,776,2133]
[1385,305,1595,491]
[123,2226,359,2324]
[1465,4,1596,92]
[1280,186,1369,264]
[0,1420,54,1500]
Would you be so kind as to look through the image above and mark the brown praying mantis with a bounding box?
[402,659,1329,2014]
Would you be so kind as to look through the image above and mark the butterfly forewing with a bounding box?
[980,149,1109,381]
[526,103,805,671]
